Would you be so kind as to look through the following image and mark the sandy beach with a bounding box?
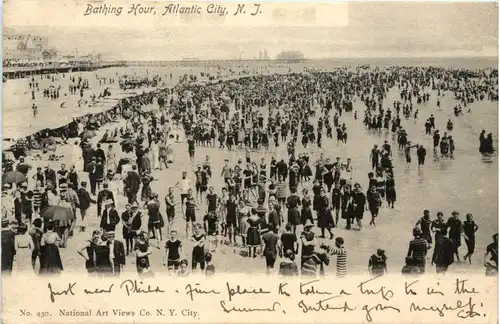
[4,60,498,276]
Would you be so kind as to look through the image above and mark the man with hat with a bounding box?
[124,165,141,204]
[95,157,105,193]
[100,199,120,232]
[129,202,143,242]
[44,164,57,189]
[97,183,115,216]
[140,148,151,175]
[68,165,79,190]
[86,156,98,195]
[105,230,126,276]
[1,217,16,274]
[94,143,106,164]
[276,158,288,180]
[77,181,96,232]
[81,140,95,172]
[20,182,33,225]
[33,166,45,187]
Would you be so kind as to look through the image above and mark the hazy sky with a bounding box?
[4,2,498,60]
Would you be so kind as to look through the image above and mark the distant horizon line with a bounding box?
[105,56,498,62]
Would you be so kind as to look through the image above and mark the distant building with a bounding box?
[263,49,269,60]
[275,50,305,62]
[42,49,58,61]
[3,32,59,61]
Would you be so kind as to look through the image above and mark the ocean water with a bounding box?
[121,56,498,69]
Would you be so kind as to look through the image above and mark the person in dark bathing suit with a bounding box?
[165,187,176,233]
[415,144,426,168]
[187,135,195,163]
[366,185,381,227]
[183,189,197,238]
[368,248,387,277]
[351,183,367,230]
[300,189,314,226]
[462,213,478,264]
[120,204,134,255]
[286,188,301,234]
[416,210,433,244]
[135,232,153,276]
[384,173,396,208]
[300,220,316,267]
[447,211,462,262]
[484,234,498,276]
[190,225,206,271]
[77,230,101,275]
[164,230,182,274]
[225,193,238,245]
[317,188,334,239]
[280,223,298,257]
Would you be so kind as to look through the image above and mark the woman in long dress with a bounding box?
[238,205,250,247]
[14,224,34,272]
[150,139,160,170]
[286,188,301,234]
[39,221,63,275]
[106,144,118,174]
[301,189,313,226]
[246,210,261,258]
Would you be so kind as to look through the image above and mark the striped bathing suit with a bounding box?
[329,247,347,277]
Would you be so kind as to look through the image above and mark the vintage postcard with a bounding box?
[1,1,498,323]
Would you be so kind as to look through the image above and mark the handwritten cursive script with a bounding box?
[357,276,394,301]
[298,296,356,314]
[362,304,401,322]
[220,301,285,314]
[119,280,165,296]
[185,283,221,301]
[84,284,114,295]
[47,282,77,303]
[225,282,271,302]
[409,297,482,318]
[300,279,332,296]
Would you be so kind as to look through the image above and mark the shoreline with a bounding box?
[3,63,497,154]
[2,84,165,150]
[2,69,257,153]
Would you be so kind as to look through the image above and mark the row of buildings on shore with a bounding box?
[2,31,125,79]
[3,30,306,79]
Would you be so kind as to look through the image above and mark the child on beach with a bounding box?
[205,252,215,276]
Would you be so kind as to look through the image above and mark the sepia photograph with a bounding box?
[1,1,499,322]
